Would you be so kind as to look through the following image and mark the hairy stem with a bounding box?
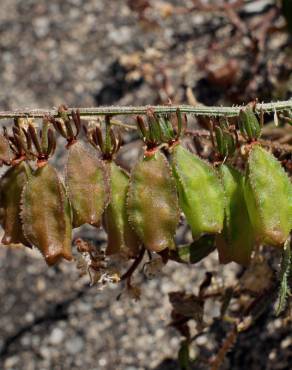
[0,100,291,122]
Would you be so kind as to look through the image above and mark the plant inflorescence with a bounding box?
[0,100,291,367]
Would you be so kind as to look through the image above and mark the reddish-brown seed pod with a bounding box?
[103,162,140,257]
[0,134,12,166]
[0,161,32,247]
[66,142,111,227]
[21,164,72,265]
[127,150,179,252]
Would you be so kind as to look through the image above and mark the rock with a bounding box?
[4,356,19,369]
[33,17,50,38]
[65,336,84,354]
[49,328,65,345]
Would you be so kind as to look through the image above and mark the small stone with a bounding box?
[49,328,64,345]
[98,358,107,366]
[24,312,34,323]
[21,335,31,346]
[108,26,132,45]
[36,277,46,292]
[33,17,50,38]
[65,336,84,354]
[196,335,208,346]
[76,301,91,313]
[281,337,292,349]
[4,356,19,369]
[40,346,51,359]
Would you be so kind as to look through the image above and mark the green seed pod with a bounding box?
[244,145,292,247]
[238,106,261,141]
[171,144,224,238]
[216,164,254,266]
[0,162,32,247]
[214,123,236,159]
[104,162,140,257]
[66,142,110,227]
[21,164,72,265]
[127,150,179,252]
[170,235,215,264]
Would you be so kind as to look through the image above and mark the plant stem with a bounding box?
[0,100,291,122]
[120,247,146,282]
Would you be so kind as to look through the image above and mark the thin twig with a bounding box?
[185,129,211,137]
[210,325,238,370]
[120,247,146,281]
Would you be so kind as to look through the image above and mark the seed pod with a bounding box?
[171,144,224,238]
[170,235,215,264]
[238,106,261,142]
[21,164,72,265]
[214,120,236,160]
[0,162,32,247]
[244,145,292,246]
[0,134,12,166]
[66,142,110,227]
[104,162,140,257]
[216,164,254,266]
[127,150,179,252]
